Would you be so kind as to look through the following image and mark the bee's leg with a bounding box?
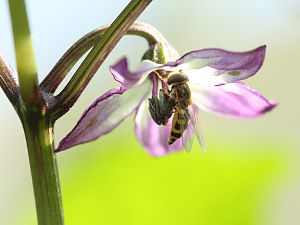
[164,90,172,98]
[154,71,172,95]
[155,71,167,82]
[174,106,179,111]
[162,83,172,98]
[152,71,168,88]
[156,73,164,81]
[156,73,171,91]
[157,69,169,79]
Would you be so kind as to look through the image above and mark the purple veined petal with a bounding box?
[190,82,276,118]
[56,79,152,152]
[165,46,266,84]
[109,57,162,90]
[135,100,183,156]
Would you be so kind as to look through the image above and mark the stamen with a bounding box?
[150,72,159,97]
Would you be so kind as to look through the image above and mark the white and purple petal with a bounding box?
[109,57,162,90]
[191,82,276,118]
[165,46,266,85]
[56,80,152,152]
[135,100,183,156]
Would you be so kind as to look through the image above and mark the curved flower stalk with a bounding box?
[0,51,19,106]
[56,44,276,156]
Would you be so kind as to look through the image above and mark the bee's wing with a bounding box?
[181,108,195,153]
[182,106,206,152]
[191,105,206,151]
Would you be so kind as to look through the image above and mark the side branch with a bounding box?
[0,52,19,106]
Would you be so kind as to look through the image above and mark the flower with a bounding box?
[56,45,276,156]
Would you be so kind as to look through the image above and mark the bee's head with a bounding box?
[167,72,189,86]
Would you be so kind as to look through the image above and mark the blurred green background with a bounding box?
[0,0,299,224]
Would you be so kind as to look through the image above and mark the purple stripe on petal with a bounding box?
[166,46,266,84]
[56,80,152,152]
[135,101,183,156]
[191,82,276,118]
[109,57,162,89]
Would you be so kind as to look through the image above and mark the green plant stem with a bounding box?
[8,0,64,224]
[8,0,40,107]
[50,0,152,120]
[20,107,64,225]
[40,21,165,94]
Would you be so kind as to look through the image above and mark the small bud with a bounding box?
[142,42,179,64]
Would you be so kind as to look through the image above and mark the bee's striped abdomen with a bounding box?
[168,109,189,145]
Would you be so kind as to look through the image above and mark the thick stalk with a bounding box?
[8,0,40,107]
[20,107,64,225]
[9,0,64,224]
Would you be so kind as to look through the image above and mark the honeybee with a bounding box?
[149,71,205,152]
[166,72,194,148]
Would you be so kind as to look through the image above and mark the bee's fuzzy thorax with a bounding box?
[167,72,189,85]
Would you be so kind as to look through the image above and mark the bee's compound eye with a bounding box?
[167,73,188,85]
